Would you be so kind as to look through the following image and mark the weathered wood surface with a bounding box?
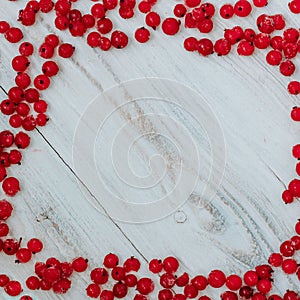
[0,0,299,298]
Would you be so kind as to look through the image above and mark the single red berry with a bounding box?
[0,274,10,287]
[16,248,32,263]
[0,222,9,237]
[237,42,254,56]
[239,286,254,299]
[39,43,54,59]
[198,38,214,56]
[0,21,10,34]
[234,0,252,17]
[257,14,274,34]
[91,3,106,19]
[45,34,59,48]
[208,270,226,288]
[9,114,22,127]
[15,73,31,89]
[282,259,298,274]
[137,278,154,295]
[288,179,300,197]
[24,88,40,103]
[55,15,69,30]
[254,33,271,49]
[111,31,128,49]
[296,162,300,176]
[220,4,234,19]
[280,240,295,257]
[185,0,201,7]
[82,14,96,28]
[124,274,137,287]
[26,276,40,290]
[160,273,176,288]
[283,28,299,43]
[72,257,88,272]
[16,103,30,117]
[12,56,30,72]
[52,278,71,294]
[272,14,286,30]
[214,38,231,56]
[87,32,101,48]
[36,113,49,127]
[266,50,282,66]
[173,294,187,300]
[191,275,207,290]
[8,86,24,102]
[145,12,161,29]
[2,177,20,196]
[3,238,21,255]
[4,281,22,296]
[270,36,283,50]
[87,283,101,298]
[184,37,198,52]
[40,279,52,290]
[112,266,126,281]
[91,268,109,284]
[255,265,273,279]
[58,43,75,58]
[163,256,179,273]
[184,284,198,298]
[253,0,268,7]
[221,291,238,300]
[268,253,283,267]
[1,100,16,115]
[15,132,30,149]
[289,0,300,13]
[0,200,13,220]
[162,18,180,35]
[174,4,187,18]
[104,253,119,268]
[34,100,48,113]
[54,0,71,15]
[135,27,150,43]
[158,289,173,300]
[176,272,189,287]
[149,258,163,273]
[42,61,59,77]
[197,19,213,33]
[34,74,51,90]
[100,290,114,300]
[20,296,33,300]
[124,256,141,272]
[257,279,272,294]
[27,238,43,253]
[226,274,242,291]
[288,81,300,95]
[113,282,128,298]
[103,0,118,10]
[5,27,23,43]
[295,220,300,234]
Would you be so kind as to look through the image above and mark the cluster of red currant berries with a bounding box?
[0,0,299,299]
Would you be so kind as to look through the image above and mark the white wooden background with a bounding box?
[0,0,299,299]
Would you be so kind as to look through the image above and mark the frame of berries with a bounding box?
[0,0,299,299]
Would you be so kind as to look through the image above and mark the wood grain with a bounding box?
[0,0,299,298]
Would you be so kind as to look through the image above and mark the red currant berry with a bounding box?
[272,14,286,30]
[282,259,298,274]
[72,257,88,272]
[0,222,9,237]
[220,4,234,19]
[12,56,30,72]
[55,15,69,30]
[162,18,180,36]
[253,0,268,7]
[266,50,282,65]
[15,73,31,89]
[214,38,231,56]
[5,27,23,43]
[289,0,300,13]
[160,273,176,288]
[2,177,20,196]
[113,282,128,298]
[112,266,126,281]
[16,248,32,263]
[4,281,22,296]
[3,238,21,255]
[104,253,119,268]
[234,0,252,17]
[111,31,128,49]
[82,14,96,28]
[9,114,22,128]
[42,61,59,77]
[257,14,274,34]
[87,283,101,298]
[91,268,109,284]
[257,279,272,294]
[15,132,30,149]
[0,274,10,287]
[176,272,189,287]
[239,286,254,299]
[191,275,207,290]
[280,240,295,257]
[34,74,51,90]
[0,21,10,34]
[124,256,141,272]
[124,274,137,287]
[16,103,30,117]
[58,43,75,58]
[158,289,173,300]
[226,274,242,291]
[26,276,40,290]
[163,256,179,273]
[198,38,214,56]
[288,81,300,95]
[221,291,238,300]
[87,32,101,48]
[270,36,283,51]
[135,27,150,43]
[145,12,161,29]
[27,238,43,253]
[237,41,254,56]
[0,200,13,220]
[91,3,106,19]
[137,278,154,295]
[45,34,59,48]
[174,4,187,18]
[208,270,226,288]
[254,33,271,49]
[39,43,54,59]
[99,37,111,51]
[288,179,300,197]
[100,290,114,300]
